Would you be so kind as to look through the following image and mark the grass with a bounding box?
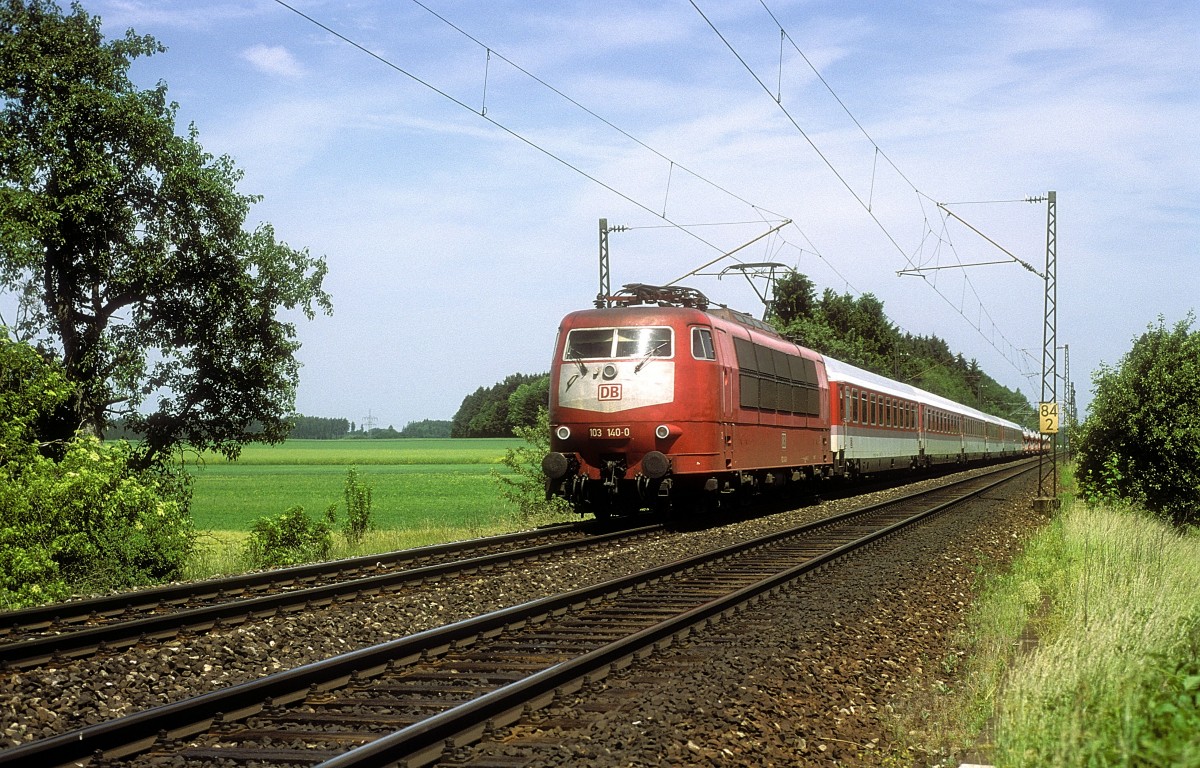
[896,466,1200,765]
[189,439,524,530]
[989,502,1200,766]
[183,438,575,579]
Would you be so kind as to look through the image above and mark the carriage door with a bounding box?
[917,404,926,459]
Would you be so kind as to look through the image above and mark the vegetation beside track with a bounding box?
[189,438,524,529]
[896,467,1200,766]
[185,437,574,580]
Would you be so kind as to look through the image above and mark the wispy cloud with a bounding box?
[241,44,305,78]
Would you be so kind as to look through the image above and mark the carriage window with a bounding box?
[691,328,715,360]
[851,389,859,423]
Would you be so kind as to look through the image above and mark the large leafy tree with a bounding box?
[1076,314,1200,525]
[0,1,331,468]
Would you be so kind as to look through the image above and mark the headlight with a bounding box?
[655,424,681,440]
[555,425,571,440]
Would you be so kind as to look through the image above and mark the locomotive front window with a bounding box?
[564,326,673,360]
[616,327,672,358]
[566,329,617,360]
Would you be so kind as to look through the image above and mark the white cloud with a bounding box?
[241,44,305,78]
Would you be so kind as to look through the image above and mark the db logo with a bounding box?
[597,383,623,401]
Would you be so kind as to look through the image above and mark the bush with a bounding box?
[0,335,195,609]
[492,406,573,523]
[0,438,196,608]
[243,505,335,568]
[342,466,373,544]
[1075,314,1200,525]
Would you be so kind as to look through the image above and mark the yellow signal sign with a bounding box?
[1039,402,1059,434]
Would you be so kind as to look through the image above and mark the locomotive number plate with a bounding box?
[589,425,632,439]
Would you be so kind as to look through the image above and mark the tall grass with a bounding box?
[938,493,1200,766]
[991,502,1200,766]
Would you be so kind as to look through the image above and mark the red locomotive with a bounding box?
[542,284,1028,516]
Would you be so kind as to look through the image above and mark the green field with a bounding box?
[189,438,526,532]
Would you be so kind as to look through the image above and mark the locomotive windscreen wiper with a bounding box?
[634,341,669,373]
[567,347,589,376]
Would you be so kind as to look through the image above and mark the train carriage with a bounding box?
[825,355,1025,472]
[824,356,925,474]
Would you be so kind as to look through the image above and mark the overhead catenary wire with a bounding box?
[271,0,733,260]
[695,0,1042,384]
[274,0,1038,396]
[272,0,842,287]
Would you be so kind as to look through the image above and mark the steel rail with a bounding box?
[0,461,1034,767]
[0,522,587,635]
[320,463,1034,768]
[0,524,660,670]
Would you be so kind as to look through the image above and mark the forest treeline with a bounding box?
[287,416,451,439]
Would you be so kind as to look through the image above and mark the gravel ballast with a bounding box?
[1,466,1046,766]
[458,470,1044,766]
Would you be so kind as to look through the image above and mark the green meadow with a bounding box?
[189,438,526,532]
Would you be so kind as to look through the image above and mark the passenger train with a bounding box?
[541,284,1033,516]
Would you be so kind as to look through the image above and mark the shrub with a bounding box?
[0,335,195,609]
[0,437,195,608]
[492,406,573,523]
[243,504,334,568]
[342,466,373,545]
[1075,314,1200,524]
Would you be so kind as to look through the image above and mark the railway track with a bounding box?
[0,520,662,670]
[0,460,1034,768]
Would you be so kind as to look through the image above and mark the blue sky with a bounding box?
[57,1,1200,428]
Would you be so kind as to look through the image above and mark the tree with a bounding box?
[506,375,550,431]
[0,1,331,469]
[451,373,546,437]
[290,415,351,440]
[1076,315,1200,525]
[398,419,452,438]
[770,271,816,326]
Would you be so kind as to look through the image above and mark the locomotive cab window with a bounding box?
[691,328,716,360]
[616,327,672,358]
[564,327,673,360]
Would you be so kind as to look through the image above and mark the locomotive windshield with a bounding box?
[565,327,672,360]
